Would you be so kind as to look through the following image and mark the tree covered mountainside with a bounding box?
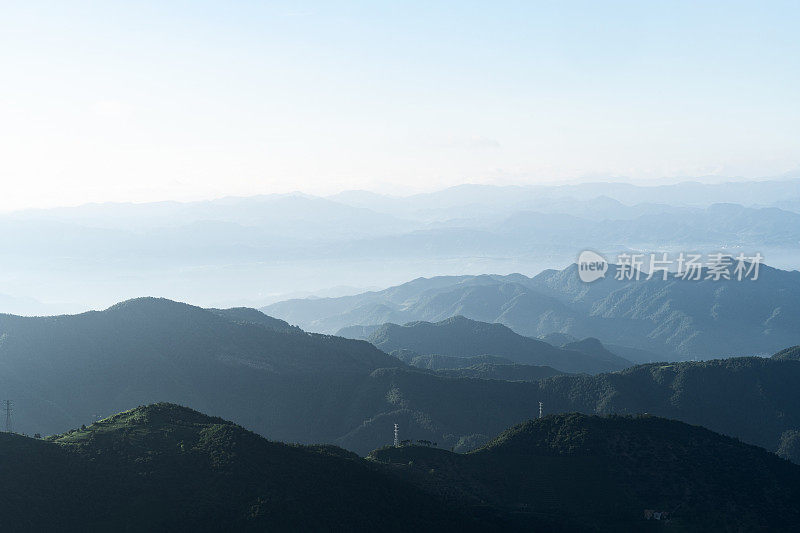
[0,298,402,440]
[335,355,800,456]
[0,403,483,532]
[366,316,632,374]
[2,404,798,531]
[388,350,564,380]
[267,262,800,358]
[435,362,564,382]
[370,413,800,531]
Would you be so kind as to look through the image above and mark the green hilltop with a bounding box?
[370,413,800,531]
[1,403,484,532]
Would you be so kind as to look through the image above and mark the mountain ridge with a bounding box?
[265,262,800,357]
[367,315,632,374]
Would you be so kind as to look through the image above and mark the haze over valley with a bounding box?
[3,178,800,315]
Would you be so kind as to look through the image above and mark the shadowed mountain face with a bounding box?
[3,297,800,460]
[387,350,564,380]
[391,352,517,370]
[370,413,800,531]
[0,403,483,532]
[266,262,800,358]
[435,363,563,382]
[0,298,401,440]
[334,355,800,456]
[367,316,632,374]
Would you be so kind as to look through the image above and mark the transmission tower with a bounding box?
[4,400,13,433]
[393,423,399,447]
[538,401,543,419]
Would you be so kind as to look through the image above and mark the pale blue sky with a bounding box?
[1,1,798,209]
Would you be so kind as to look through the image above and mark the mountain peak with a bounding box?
[440,315,482,326]
[100,402,226,427]
[477,413,725,457]
[105,297,202,314]
[54,403,230,442]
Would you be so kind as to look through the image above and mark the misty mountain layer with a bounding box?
[268,262,800,358]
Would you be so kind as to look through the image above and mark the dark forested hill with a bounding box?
[436,363,564,382]
[331,355,800,456]
[0,403,484,532]
[370,413,800,531]
[391,352,519,370]
[0,298,401,440]
[265,263,800,358]
[367,316,632,374]
[9,404,795,531]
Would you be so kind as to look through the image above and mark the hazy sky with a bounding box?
[1,1,799,210]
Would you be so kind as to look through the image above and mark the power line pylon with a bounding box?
[4,400,13,433]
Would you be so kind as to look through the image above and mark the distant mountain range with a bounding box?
[2,178,799,315]
[330,179,800,218]
[267,262,800,358]
[3,403,798,530]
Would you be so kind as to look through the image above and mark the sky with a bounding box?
[1,0,799,211]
